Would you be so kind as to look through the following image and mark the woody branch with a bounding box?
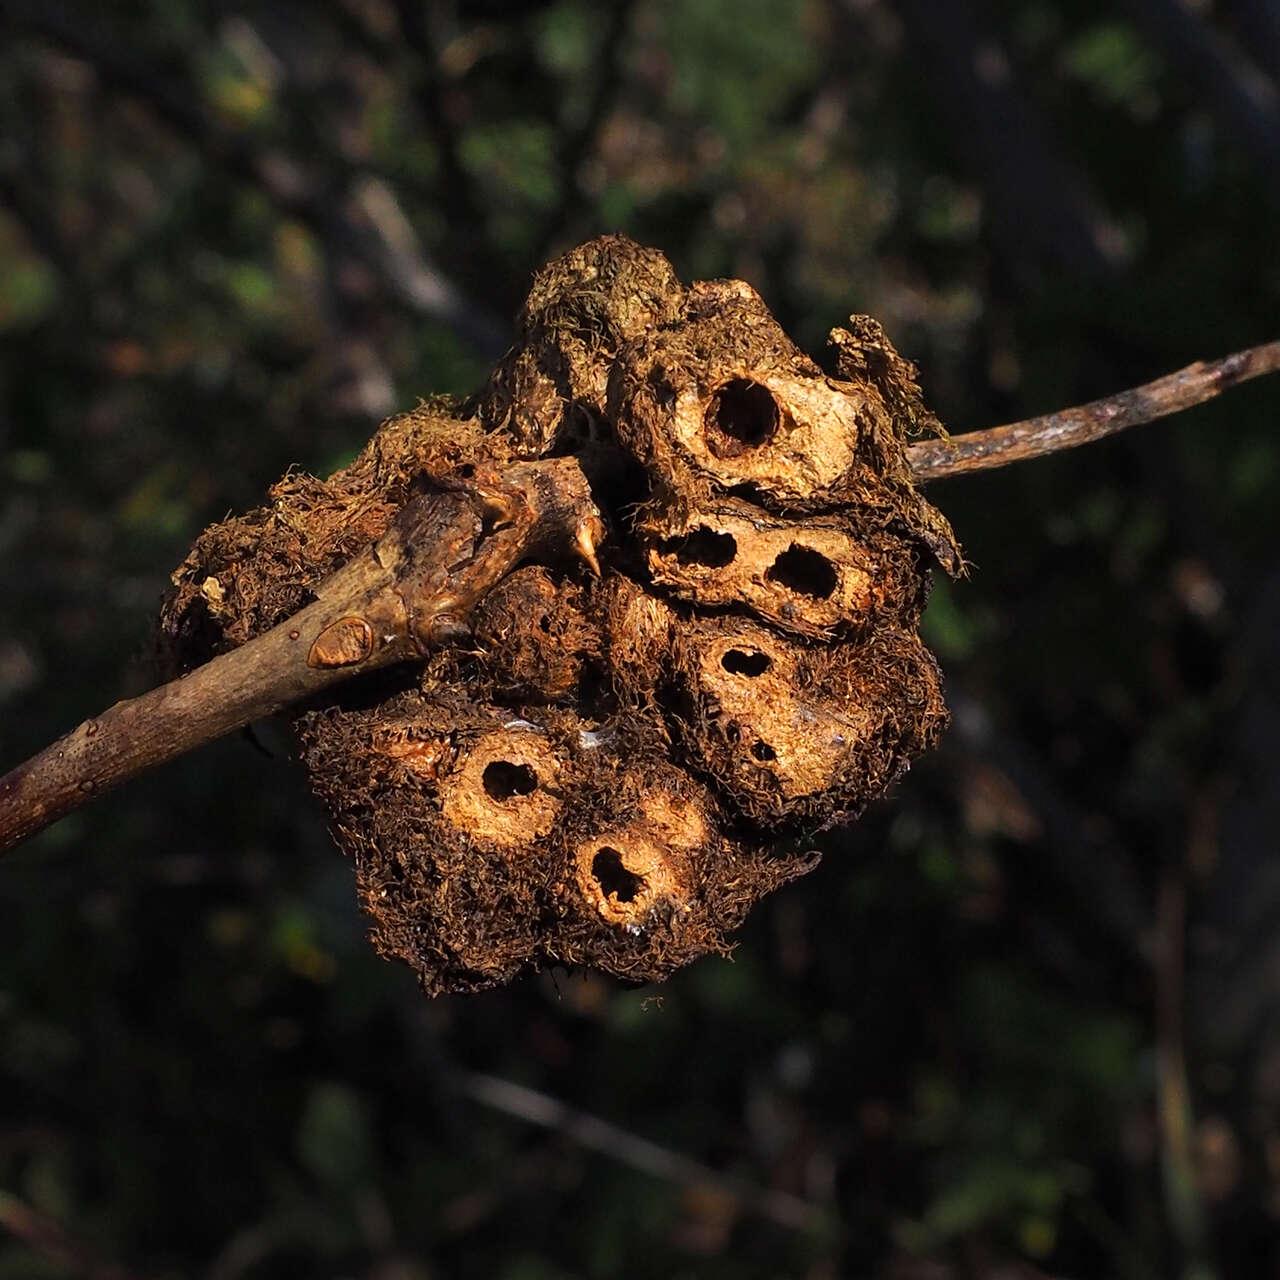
[0,337,1276,856]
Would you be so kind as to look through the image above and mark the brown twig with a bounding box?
[0,459,602,855]
[906,339,1280,482]
[2,326,1277,855]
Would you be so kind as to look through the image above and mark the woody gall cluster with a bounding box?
[159,237,960,994]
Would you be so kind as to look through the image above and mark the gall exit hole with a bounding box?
[482,761,538,801]
[592,847,644,903]
[721,649,772,677]
[705,379,779,457]
[661,527,737,568]
[766,545,838,599]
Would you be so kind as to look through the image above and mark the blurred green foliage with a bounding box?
[1,0,1278,1276]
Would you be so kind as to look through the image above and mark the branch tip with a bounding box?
[906,338,1280,482]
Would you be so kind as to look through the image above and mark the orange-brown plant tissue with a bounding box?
[159,236,960,995]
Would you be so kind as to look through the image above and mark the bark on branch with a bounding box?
[905,339,1280,482]
[0,458,601,853]
[2,338,1276,856]
[0,239,1276,915]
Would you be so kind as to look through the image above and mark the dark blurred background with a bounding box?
[1,1,1278,1276]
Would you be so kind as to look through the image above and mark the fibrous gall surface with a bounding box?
[159,235,959,995]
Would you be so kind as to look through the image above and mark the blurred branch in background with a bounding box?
[0,0,1279,1276]
[1123,0,1280,185]
[0,156,75,283]
[1229,0,1280,89]
[0,1189,150,1280]
[1153,869,1215,1280]
[352,174,504,357]
[532,0,639,262]
[0,0,505,355]
[947,690,1148,950]
[389,0,492,242]
[887,0,1127,275]
[456,1071,824,1234]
